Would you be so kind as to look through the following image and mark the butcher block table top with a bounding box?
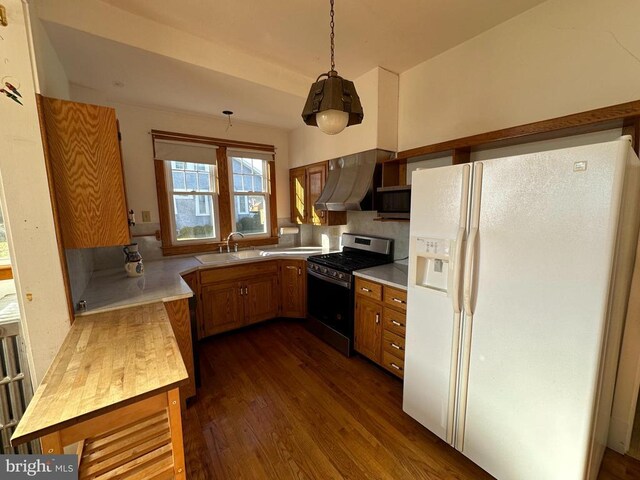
[11,302,188,445]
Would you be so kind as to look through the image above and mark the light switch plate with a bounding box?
[141,210,151,222]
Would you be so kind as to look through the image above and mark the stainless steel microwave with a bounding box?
[376,185,411,219]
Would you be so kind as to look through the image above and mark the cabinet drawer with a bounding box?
[355,278,382,301]
[200,261,278,285]
[383,307,406,337]
[383,286,407,311]
[383,330,406,359]
[382,351,405,378]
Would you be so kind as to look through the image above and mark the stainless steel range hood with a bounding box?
[314,149,394,211]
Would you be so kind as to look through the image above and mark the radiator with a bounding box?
[0,320,39,454]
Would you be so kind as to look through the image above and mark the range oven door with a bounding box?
[306,269,353,338]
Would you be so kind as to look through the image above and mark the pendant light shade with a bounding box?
[301,0,363,134]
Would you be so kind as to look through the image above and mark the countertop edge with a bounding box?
[353,270,408,291]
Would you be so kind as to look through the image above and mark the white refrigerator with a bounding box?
[403,137,640,480]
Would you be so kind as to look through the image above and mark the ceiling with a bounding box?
[43,23,304,130]
[40,0,547,130]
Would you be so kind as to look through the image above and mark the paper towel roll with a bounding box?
[279,226,300,236]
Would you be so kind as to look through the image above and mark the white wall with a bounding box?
[70,85,291,223]
[0,0,71,384]
[398,0,640,151]
[27,1,70,99]
[289,67,398,167]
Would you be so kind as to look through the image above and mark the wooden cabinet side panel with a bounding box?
[164,299,196,401]
[42,97,129,248]
[354,297,382,363]
[202,282,244,336]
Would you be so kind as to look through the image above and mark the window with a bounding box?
[229,153,271,236]
[167,161,218,242]
[153,131,278,255]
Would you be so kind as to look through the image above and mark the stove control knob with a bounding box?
[321,267,328,274]
[338,273,344,279]
[332,271,337,277]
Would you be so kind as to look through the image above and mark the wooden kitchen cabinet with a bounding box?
[199,261,280,337]
[39,96,130,248]
[280,259,306,318]
[245,275,279,325]
[201,280,245,337]
[355,297,383,363]
[289,162,347,226]
[354,277,407,378]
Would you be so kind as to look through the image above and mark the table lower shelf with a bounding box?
[78,410,175,480]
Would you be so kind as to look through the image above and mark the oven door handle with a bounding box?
[307,268,351,289]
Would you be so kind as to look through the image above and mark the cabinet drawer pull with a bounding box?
[244,287,248,295]
[298,267,302,276]
[390,363,403,371]
[286,265,297,269]
[390,342,402,350]
[391,320,404,327]
[239,286,244,296]
[392,297,405,304]
[375,313,380,324]
[361,287,372,292]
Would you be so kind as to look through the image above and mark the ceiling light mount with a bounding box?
[301,0,363,135]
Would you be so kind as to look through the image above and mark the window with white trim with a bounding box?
[229,151,272,236]
[155,139,220,243]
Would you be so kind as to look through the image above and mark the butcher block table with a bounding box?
[11,303,189,480]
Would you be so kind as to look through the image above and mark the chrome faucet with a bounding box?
[225,231,245,252]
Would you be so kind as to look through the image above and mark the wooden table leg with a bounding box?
[167,388,186,479]
[40,431,63,454]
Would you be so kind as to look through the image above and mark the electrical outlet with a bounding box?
[141,210,151,222]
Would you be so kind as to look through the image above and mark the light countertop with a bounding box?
[11,303,188,445]
[354,262,409,290]
[77,246,330,316]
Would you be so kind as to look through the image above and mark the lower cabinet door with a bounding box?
[245,274,279,324]
[354,297,383,363]
[280,260,306,318]
[201,281,244,336]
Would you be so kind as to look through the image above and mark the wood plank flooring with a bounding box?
[182,320,640,480]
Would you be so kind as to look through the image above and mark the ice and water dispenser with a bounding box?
[413,237,452,293]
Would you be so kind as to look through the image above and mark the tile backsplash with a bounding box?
[301,211,410,260]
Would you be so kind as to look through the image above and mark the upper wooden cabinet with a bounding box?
[289,162,346,226]
[39,96,130,249]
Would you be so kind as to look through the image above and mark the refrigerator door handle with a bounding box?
[451,226,466,314]
[463,163,483,316]
[463,227,479,315]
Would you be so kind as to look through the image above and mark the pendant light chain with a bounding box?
[330,0,335,72]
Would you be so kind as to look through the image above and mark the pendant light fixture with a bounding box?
[301,0,363,135]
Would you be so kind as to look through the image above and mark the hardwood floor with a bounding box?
[183,320,640,480]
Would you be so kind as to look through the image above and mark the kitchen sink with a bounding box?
[195,253,238,264]
[195,250,265,264]
[233,250,264,259]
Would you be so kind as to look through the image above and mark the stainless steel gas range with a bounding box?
[306,233,394,356]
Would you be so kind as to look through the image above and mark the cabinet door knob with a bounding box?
[298,267,302,276]
[239,286,243,296]
[375,313,380,324]
[244,287,248,295]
